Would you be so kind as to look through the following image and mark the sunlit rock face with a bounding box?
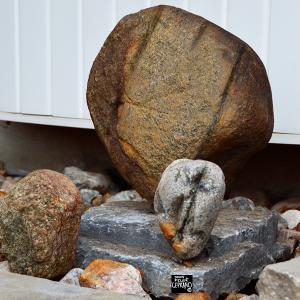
[87,5,273,201]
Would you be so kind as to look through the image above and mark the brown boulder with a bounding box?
[0,170,81,278]
[87,5,273,201]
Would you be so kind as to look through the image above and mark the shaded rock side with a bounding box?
[0,170,81,278]
[87,5,273,201]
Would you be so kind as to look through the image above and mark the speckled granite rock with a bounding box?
[87,5,273,201]
[154,159,225,259]
[256,257,300,300]
[80,259,150,298]
[0,170,81,278]
[0,271,145,300]
[77,201,290,298]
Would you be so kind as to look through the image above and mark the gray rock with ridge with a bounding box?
[154,159,225,259]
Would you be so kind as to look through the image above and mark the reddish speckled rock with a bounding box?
[0,170,81,278]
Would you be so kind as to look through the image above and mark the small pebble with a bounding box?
[59,268,83,286]
[281,209,300,229]
[79,259,150,298]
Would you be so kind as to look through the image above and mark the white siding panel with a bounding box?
[82,0,115,119]
[227,0,265,63]
[19,0,50,115]
[188,0,224,27]
[268,0,300,134]
[150,0,184,8]
[0,0,299,143]
[116,0,149,22]
[0,0,18,112]
[51,0,81,118]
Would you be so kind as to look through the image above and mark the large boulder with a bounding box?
[87,5,273,201]
[0,170,81,278]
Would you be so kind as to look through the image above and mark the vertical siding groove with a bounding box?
[45,0,52,115]
[261,0,271,71]
[78,0,84,118]
[111,0,117,26]
[221,0,228,29]
[182,0,189,10]
[14,0,20,112]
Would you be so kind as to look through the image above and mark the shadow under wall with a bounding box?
[229,143,300,208]
[0,121,113,175]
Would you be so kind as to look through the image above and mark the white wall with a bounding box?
[0,0,299,143]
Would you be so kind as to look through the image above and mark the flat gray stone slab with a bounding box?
[80,201,278,258]
[77,201,290,298]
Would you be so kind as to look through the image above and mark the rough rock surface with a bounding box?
[105,190,143,203]
[0,190,7,198]
[64,166,111,193]
[174,292,212,299]
[87,5,273,201]
[256,257,300,300]
[0,261,10,272]
[77,200,290,298]
[1,177,19,192]
[154,159,225,259]
[222,197,255,211]
[80,189,102,212]
[60,268,83,286]
[239,296,259,300]
[281,209,300,229]
[80,259,149,298]
[0,170,81,278]
[0,271,144,300]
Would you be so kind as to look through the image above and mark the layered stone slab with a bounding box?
[76,201,291,298]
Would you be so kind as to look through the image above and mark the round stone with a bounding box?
[0,170,81,278]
